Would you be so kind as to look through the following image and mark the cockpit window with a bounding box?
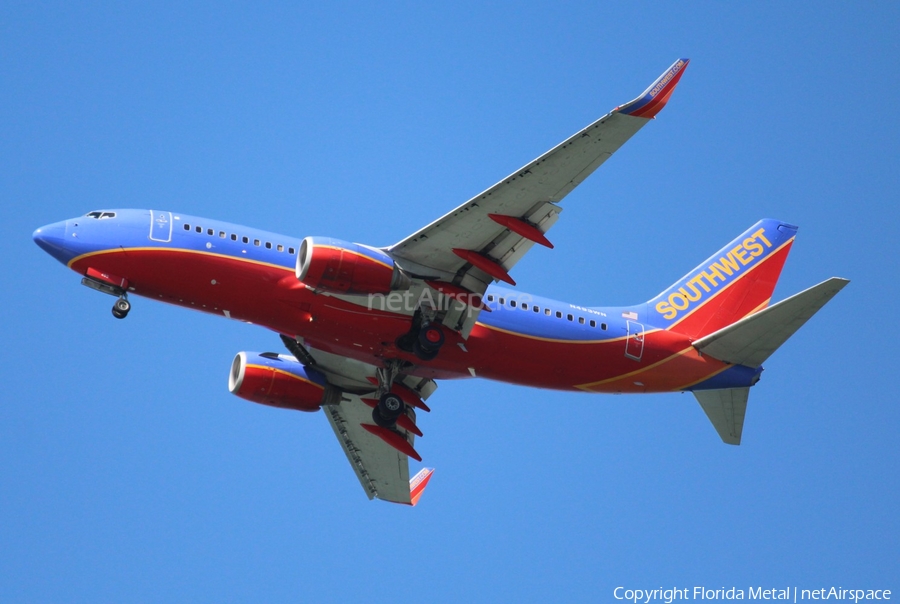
[85,211,116,219]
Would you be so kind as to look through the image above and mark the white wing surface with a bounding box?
[388,59,689,337]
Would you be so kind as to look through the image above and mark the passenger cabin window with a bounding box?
[219,231,225,238]
[521,303,528,310]
[183,224,190,230]
[207,228,214,236]
[289,247,295,254]
[601,323,608,330]
[265,242,272,249]
[590,320,596,328]
[567,314,573,321]
[277,244,284,252]
[544,308,550,316]
[533,306,539,313]
[578,317,585,325]
[510,300,516,308]
[195,226,202,233]
[254,239,260,246]
[499,297,505,305]
[487,295,494,302]
[231,234,237,241]
[556,311,562,318]
[242,236,249,244]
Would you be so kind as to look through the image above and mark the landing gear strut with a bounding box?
[111,296,131,319]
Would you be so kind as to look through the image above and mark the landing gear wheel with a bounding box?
[372,392,405,428]
[418,324,444,351]
[112,297,130,319]
[413,340,439,361]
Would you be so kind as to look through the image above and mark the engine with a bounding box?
[296,236,410,295]
[228,351,334,412]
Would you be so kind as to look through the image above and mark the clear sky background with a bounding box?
[2,2,898,602]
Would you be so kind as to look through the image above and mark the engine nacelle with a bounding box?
[229,351,331,412]
[296,236,410,295]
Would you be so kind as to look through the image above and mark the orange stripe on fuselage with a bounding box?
[68,246,294,273]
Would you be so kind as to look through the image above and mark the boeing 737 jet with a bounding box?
[33,59,848,505]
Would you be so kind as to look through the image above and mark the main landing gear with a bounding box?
[364,360,426,461]
[396,309,446,361]
[111,296,131,319]
[371,361,406,429]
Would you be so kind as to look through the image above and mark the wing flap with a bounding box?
[693,277,849,368]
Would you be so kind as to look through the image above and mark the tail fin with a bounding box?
[647,219,797,339]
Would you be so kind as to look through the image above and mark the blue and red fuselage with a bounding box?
[33,209,793,394]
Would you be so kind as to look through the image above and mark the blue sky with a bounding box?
[2,2,898,601]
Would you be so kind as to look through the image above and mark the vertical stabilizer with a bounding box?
[647,220,797,339]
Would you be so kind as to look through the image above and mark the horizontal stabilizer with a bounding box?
[693,277,849,368]
[694,388,749,445]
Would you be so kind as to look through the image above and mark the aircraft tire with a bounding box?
[413,340,439,361]
[417,324,444,352]
[372,393,404,428]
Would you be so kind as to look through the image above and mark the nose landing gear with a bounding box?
[112,296,131,319]
[80,272,133,320]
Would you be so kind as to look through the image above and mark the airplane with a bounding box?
[32,58,848,505]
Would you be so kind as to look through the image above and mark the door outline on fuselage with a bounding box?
[149,210,173,242]
[625,320,645,361]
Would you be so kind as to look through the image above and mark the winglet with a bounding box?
[409,468,434,506]
[617,58,690,119]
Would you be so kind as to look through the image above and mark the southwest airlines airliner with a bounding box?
[33,59,848,505]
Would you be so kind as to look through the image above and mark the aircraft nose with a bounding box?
[32,220,71,263]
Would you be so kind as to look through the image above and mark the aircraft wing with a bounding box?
[282,337,436,504]
[323,393,432,504]
[388,59,689,335]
